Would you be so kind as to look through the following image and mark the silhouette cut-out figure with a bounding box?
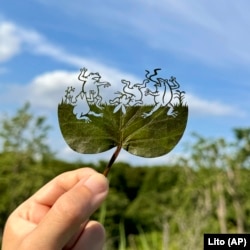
[133,79,150,105]
[119,78,150,107]
[72,89,103,123]
[110,92,135,114]
[142,75,180,118]
[70,68,110,122]
[109,79,143,114]
[121,80,135,98]
[61,67,184,122]
[78,68,111,109]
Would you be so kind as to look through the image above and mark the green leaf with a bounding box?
[57,68,188,175]
[58,104,188,157]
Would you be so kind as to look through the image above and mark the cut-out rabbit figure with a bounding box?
[71,68,110,122]
[72,90,102,123]
[142,72,180,118]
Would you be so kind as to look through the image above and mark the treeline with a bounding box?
[0,104,250,249]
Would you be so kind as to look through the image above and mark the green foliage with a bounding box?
[126,230,165,250]
[0,103,52,161]
[1,104,250,249]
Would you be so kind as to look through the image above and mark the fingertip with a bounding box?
[74,221,106,250]
[83,172,109,196]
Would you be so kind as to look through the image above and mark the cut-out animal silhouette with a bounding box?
[109,78,150,114]
[72,89,103,123]
[133,79,150,105]
[142,75,180,118]
[78,68,111,109]
[110,92,136,114]
[120,78,149,106]
[71,68,110,122]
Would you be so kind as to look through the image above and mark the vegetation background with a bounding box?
[0,103,250,249]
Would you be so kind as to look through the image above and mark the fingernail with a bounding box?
[84,173,108,194]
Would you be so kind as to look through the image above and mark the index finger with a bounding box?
[32,168,98,207]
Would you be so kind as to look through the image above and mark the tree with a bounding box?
[0,103,52,166]
[186,130,250,233]
[0,103,54,238]
[225,128,250,233]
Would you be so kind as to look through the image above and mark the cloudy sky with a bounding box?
[0,0,249,166]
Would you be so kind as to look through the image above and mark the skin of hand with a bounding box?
[2,168,109,250]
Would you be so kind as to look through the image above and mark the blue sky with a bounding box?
[0,0,249,166]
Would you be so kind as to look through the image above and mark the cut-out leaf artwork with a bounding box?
[58,68,188,176]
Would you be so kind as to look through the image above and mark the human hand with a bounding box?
[2,168,109,250]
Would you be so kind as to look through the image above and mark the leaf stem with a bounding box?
[103,145,122,177]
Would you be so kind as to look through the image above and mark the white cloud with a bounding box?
[0,20,89,67]
[0,20,50,62]
[0,20,78,65]
[186,93,246,117]
[0,22,22,62]
[29,71,78,108]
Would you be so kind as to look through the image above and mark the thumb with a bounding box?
[27,172,109,249]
